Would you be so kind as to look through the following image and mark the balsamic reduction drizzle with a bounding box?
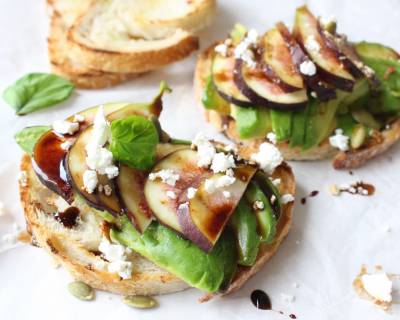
[54,207,80,228]
[250,289,272,310]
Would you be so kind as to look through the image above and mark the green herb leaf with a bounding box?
[15,126,50,154]
[3,73,74,115]
[109,115,159,170]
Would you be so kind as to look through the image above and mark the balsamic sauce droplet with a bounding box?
[289,314,297,319]
[300,197,306,205]
[309,190,319,197]
[250,289,272,310]
[54,207,80,228]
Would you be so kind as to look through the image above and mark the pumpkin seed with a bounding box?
[122,295,157,309]
[68,281,94,301]
[351,110,381,130]
[351,124,367,149]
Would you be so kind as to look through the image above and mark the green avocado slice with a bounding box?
[231,104,271,139]
[111,216,237,293]
[230,199,260,267]
[270,110,293,141]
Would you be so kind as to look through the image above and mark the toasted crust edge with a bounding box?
[194,44,400,168]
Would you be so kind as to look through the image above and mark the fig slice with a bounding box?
[144,148,257,251]
[234,59,308,110]
[276,22,336,101]
[293,6,355,91]
[211,53,254,107]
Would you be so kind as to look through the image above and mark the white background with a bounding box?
[0,0,400,319]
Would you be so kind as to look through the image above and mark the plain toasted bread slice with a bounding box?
[66,0,216,73]
[20,150,294,298]
[48,8,140,89]
[194,44,400,168]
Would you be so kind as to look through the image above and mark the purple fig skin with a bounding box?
[177,203,213,252]
[276,22,337,101]
[233,59,308,111]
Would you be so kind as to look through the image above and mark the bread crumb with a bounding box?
[330,184,340,196]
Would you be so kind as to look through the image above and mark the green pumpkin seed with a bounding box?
[68,281,94,301]
[122,295,157,309]
[351,124,367,149]
[351,110,381,130]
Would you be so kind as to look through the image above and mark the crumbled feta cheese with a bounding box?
[215,175,236,188]
[253,200,264,210]
[271,195,276,204]
[211,152,236,173]
[148,169,180,186]
[73,114,85,123]
[281,194,295,204]
[224,144,238,153]
[166,190,177,199]
[247,29,259,43]
[233,29,259,68]
[178,202,189,211]
[18,171,28,187]
[187,187,197,199]
[266,132,277,144]
[226,168,234,177]
[299,60,317,76]
[319,15,336,28]
[251,142,283,174]
[223,191,231,198]
[310,91,317,98]
[83,170,98,193]
[60,140,74,151]
[361,273,392,302]
[0,202,4,216]
[272,178,281,186]
[53,120,79,135]
[281,293,295,303]
[329,129,349,151]
[103,184,112,196]
[304,35,321,53]
[85,107,119,180]
[215,43,228,57]
[98,237,133,279]
[192,132,216,167]
[204,179,216,193]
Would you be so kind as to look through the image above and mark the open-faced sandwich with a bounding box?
[16,83,295,301]
[195,6,400,169]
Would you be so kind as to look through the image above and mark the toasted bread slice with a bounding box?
[194,44,400,168]
[20,150,294,297]
[66,0,216,73]
[48,7,140,89]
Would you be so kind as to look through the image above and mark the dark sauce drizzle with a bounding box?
[251,290,298,319]
[54,207,80,228]
[300,190,319,205]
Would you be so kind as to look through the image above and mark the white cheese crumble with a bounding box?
[281,293,295,303]
[148,169,180,186]
[281,194,295,204]
[187,187,197,199]
[329,129,349,151]
[271,194,277,204]
[223,191,231,199]
[53,120,79,135]
[251,142,283,174]
[234,28,259,68]
[319,15,336,29]
[305,35,321,53]
[85,107,119,181]
[211,152,236,173]
[178,202,189,211]
[83,170,98,194]
[299,60,317,76]
[361,273,392,302]
[98,237,133,279]
[192,132,216,168]
[73,114,85,123]
[18,171,28,187]
[214,43,228,57]
[216,175,236,188]
[266,132,277,144]
[204,179,216,193]
[272,178,281,186]
[60,140,74,151]
[166,190,177,199]
[253,200,264,210]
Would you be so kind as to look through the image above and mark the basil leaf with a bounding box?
[15,126,50,154]
[109,116,159,170]
[3,73,74,115]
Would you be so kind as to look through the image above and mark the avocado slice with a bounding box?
[230,199,260,267]
[355,42,400,62]
[289,107,309,147]
[270,109,293,141]
[231,104,272,139]
[337,114,357,136]
[202,75,230,114]
[111,216,237,293]
[244,181,277,244]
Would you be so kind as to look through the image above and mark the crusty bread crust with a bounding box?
[194,44,400,168]
[20,151,294,298]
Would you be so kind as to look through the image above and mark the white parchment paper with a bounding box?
[0,0,399,319]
